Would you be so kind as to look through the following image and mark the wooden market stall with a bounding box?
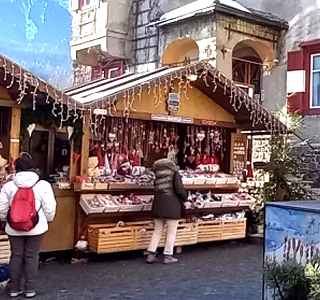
[65,62,286,254]
[0,54,83,254]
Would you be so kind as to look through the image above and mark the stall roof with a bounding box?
[65,61,287,134]
[65,67,182,104]
[0,54,77,107]
[149,0,288,29]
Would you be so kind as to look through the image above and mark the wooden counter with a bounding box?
[41,188,76,252]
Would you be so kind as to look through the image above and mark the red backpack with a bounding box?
[7,182,40,231]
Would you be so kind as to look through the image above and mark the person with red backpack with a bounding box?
[0,156,56,298]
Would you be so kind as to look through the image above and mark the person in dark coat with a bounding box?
[147,158,188,264]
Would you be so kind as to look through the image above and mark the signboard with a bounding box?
[200,119,217,126]
[252,137,270,163]
[151,114,193,124]
[167,93,180,112]
[93,109,108,115]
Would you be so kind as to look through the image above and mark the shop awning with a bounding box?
[0,54,78,108]
[65,61,287,134]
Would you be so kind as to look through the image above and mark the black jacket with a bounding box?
[152,159,188,219]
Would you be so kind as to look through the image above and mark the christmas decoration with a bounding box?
[20,107,82,154]
[26,123,36,137]
[67,126,75,141]
[79,61,285,136]
[0,55,81,121]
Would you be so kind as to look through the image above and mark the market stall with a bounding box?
[66,61,286,254]
[0,54,83,252]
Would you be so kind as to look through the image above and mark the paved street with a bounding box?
[0,240,263,300]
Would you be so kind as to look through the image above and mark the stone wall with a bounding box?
[159,16,217,53]
[295,146,320,188]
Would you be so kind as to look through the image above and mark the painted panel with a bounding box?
[265,205,320,264]
[265,204,320,300]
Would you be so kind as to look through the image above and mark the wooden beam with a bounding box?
[9,107,21,160]
[80,112,90,176]
[0,99,28,108]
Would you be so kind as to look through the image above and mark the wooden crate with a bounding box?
[74,182,95,191]
[197,220,222,243]
[134,220,195,250]
[0,234,10,264]
[94,182,109,190]
[88,224,135,254]
[134,226,165,250]
[175,223,198,246]
[220,219,246,240]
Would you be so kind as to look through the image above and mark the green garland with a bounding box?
[20,105,83,153]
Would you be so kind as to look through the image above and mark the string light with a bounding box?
[7,65,15,89]
[0,57,286,135]
[156,78,162,108]
[31,80,39,111]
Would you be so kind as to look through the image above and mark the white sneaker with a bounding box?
[10,290,23,298]
[25,291,36,298]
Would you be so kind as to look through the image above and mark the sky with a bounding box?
[0,0,73,89]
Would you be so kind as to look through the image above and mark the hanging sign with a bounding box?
[151,114,193,124]
[167,93,180,112]
[93,109,108,115]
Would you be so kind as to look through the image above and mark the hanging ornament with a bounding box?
[67,126,74,140]
[197,132,205,142]
[27,123,36,137]
[73,153,80,163]
[108,133,116,143]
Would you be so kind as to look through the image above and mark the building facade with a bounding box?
[69,0,288,116]
[237,0,320,146]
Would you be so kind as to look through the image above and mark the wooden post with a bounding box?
[9,107,21,159]
[80,112,90,175]
[69,141,78,182]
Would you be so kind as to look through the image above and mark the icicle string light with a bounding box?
[0,56,81,122]
[0,57,286,135]
[7,65,15,89]
[84,61,287,135]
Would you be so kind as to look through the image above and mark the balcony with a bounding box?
[70,0,131,66]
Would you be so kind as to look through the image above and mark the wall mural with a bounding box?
[0,0,72,89]
[264,204,320,299]
[265,205,320,265]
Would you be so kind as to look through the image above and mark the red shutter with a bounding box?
[287,50,305,114]
[79,0,85,9]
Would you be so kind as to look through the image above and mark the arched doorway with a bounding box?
[162,38,200,66]
[232,40,273,101]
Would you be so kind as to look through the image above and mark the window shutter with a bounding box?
[288,50,303,70]
[79,0,85,9]
[287,50,305,114]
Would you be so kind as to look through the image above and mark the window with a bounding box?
[79,0,96,9]
[108,68,120,79]
[311,54,320,108]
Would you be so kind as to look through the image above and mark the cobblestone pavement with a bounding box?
[0,240,263,300]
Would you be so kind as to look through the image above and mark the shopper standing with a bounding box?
[0,156,56,298]
[147,158,188,264]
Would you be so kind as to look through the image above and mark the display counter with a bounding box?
[41,188,76,252]
[74,180,253,254]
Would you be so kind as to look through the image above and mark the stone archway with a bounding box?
[161,38,200,66]
[232,39,275,100]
